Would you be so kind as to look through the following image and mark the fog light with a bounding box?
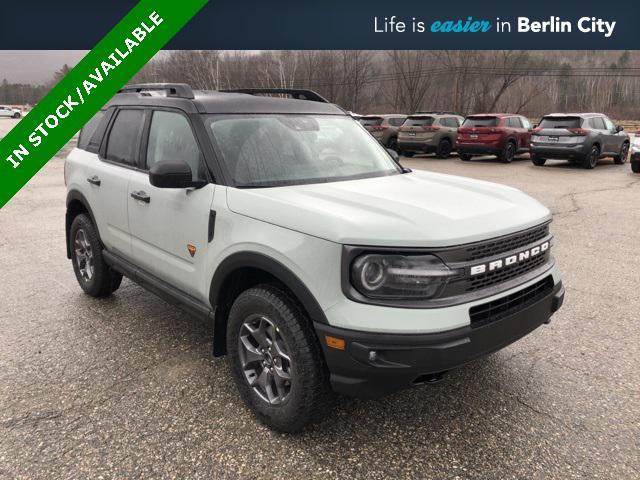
[368,350,378,362]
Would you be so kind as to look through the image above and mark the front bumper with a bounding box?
[531,142,590,159]
[316,278,564,398]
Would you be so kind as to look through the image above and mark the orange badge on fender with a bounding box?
[187,244,197,257]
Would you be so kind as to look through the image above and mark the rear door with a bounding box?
[507,116,527,149]
[87,108,144,258]
[127,109,215,296]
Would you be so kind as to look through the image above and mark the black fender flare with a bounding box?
[65,190,100,259]
[209,251,329,326]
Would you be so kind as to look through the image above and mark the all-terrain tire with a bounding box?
[226,285,333,432]
[70,214,122,297]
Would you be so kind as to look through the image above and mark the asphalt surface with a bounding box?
[1,117,638,479]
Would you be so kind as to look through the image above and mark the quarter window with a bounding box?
[105,109,145,166]
[78,111,105,150]
[146,111,206,181]
[388,117,406,127]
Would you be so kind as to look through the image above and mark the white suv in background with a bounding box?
[65,84,564,432]
[0,105,23,118]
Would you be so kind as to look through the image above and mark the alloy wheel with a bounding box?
[74,229,94,282]
[238,315,293,405]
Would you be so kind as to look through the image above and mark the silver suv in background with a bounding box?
[359,114,407,151]
[530,113,630,169]
[397,113,464,158]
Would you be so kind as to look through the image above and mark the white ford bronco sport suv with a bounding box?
[65,84,564,432]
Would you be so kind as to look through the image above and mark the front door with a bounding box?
[127,109,215,298]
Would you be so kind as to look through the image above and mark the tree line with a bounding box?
[133,50,640,119]
[4,51,640,119]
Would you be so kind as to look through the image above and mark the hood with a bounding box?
[226,170,551,247]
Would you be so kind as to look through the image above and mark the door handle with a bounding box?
[130,191,151,204]
[87,175,101,186]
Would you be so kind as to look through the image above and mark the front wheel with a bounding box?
[227,285,333,432]
[582,145,600,169]
[459,153,472,161]
[614,142,629,164]
[435,139,452,159]
[12,112,21,119]
[70,214,122,297]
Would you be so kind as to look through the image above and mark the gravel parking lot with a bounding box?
[1,117,638,479]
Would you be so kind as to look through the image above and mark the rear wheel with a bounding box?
[70,214,122,297]
[459,153,472,161]
[613,141,629,164]
[436,139,452,159]
[499,141,516,163]
[582,145,600,169]
[531,155,546,166]
[227,285,333,432]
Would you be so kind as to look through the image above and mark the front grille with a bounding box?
[469,276,554,327]
[464,223,549,261]
[465,252,549,292]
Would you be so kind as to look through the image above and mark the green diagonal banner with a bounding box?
[0,0,208,209]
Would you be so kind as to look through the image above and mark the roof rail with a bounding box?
[118,83,195,99]
[414,110,462,116]
[220,88,329,103]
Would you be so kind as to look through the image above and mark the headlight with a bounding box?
[350,253,458,300]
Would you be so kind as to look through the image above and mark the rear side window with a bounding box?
[78,111,105,150]
[388,117,406,127]
[462,117,498,127]
[507,117,523,128]
[405,116,434,126]
[146,111,205,181]
[589,117,606,130]
[105,109,145,166]
[360,117,383,126]
[538,117,582,129]
[440,117,456,127]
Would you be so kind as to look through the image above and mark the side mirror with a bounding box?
[149,160,205,189]
[616,125,624,133]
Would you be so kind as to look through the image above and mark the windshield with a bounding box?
[463,117,498,127]
[404,117,434,126]
[207,114,401,187]
[539,117,582,129]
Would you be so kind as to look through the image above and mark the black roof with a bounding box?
[106,84,345,115]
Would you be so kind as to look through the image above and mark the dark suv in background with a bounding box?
[457,114,533,163]
[530,113,630,169]
[359,114,407,151]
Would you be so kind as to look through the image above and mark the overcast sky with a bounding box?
[0,51,87,84]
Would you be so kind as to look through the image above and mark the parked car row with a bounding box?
[358,111,634,171]
[0,105,23,118]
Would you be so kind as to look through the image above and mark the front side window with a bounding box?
[146,111,205,181]
[208,114,401,187]
[603,117,615,131]
[105,109,145,166]
[521,117,532,129]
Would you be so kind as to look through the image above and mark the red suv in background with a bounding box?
[457,114,533,163]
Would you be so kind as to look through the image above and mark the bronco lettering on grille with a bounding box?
[469,241,550,276]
